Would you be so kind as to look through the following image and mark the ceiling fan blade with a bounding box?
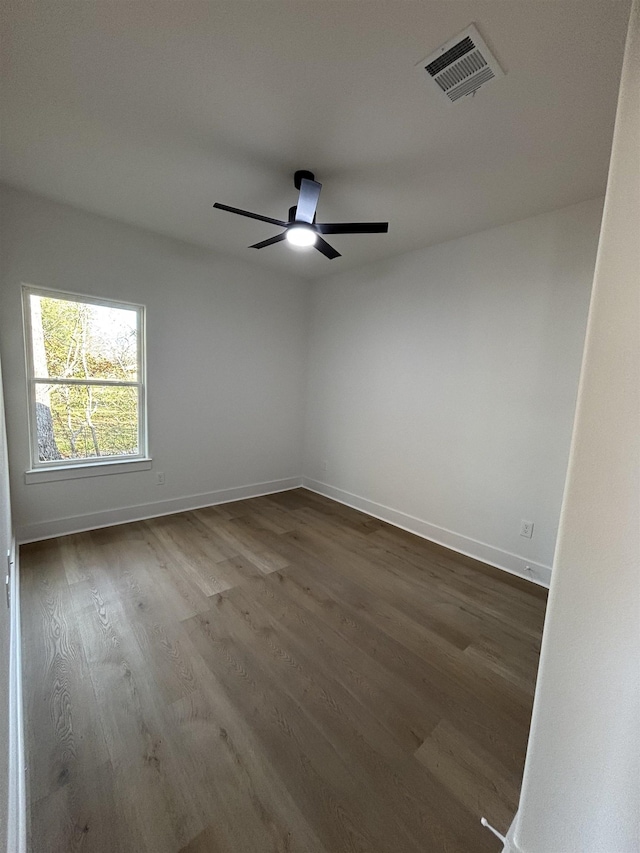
[315,236,341,260]
[213,203,287,228]
[316,222,389,234]
[249,232,287,250]
[295,179,322,224]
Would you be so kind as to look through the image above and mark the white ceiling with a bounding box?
[0,2,631,279]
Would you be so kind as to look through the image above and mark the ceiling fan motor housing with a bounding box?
[294,170,315,190]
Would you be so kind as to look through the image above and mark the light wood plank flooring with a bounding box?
[20,488,547,853]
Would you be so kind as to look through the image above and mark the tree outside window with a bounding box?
[23,287,146,467]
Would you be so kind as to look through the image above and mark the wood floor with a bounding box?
[20,488,547,853]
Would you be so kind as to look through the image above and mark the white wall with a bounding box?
[0,185,309,541]
[303,198,604,583]
[0,353,11,848]
[512,3,639,850]
[0,184,606,585]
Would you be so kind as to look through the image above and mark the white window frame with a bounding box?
[22,285,149,478]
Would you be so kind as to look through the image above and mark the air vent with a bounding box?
[417,24,504,103]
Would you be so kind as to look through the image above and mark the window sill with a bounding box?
[25,458,153,485]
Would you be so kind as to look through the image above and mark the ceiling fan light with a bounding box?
[286,226,317,248]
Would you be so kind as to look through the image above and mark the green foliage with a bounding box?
[39,297,137,381]
[45,384,139,460]
[33,295,140,460]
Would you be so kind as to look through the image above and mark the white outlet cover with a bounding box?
[520,520,534,538]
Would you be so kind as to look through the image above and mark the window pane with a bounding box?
[30,294,138,381]
[35,383,139,461]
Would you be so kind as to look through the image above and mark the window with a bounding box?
[23,286,147,472]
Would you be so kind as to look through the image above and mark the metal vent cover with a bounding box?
[417,24,504,103]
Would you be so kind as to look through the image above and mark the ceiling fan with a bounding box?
[213,170,389,260]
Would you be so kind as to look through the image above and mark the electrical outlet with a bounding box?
[520,520,534,539]
[156,472,165,485]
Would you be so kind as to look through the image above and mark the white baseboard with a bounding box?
[7,536,26,853]
[16,474,551,587]
[17,477,303,543]
[302,479,551,588]
[502,812,524,852]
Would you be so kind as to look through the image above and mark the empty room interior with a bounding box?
[0,3,638,853]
